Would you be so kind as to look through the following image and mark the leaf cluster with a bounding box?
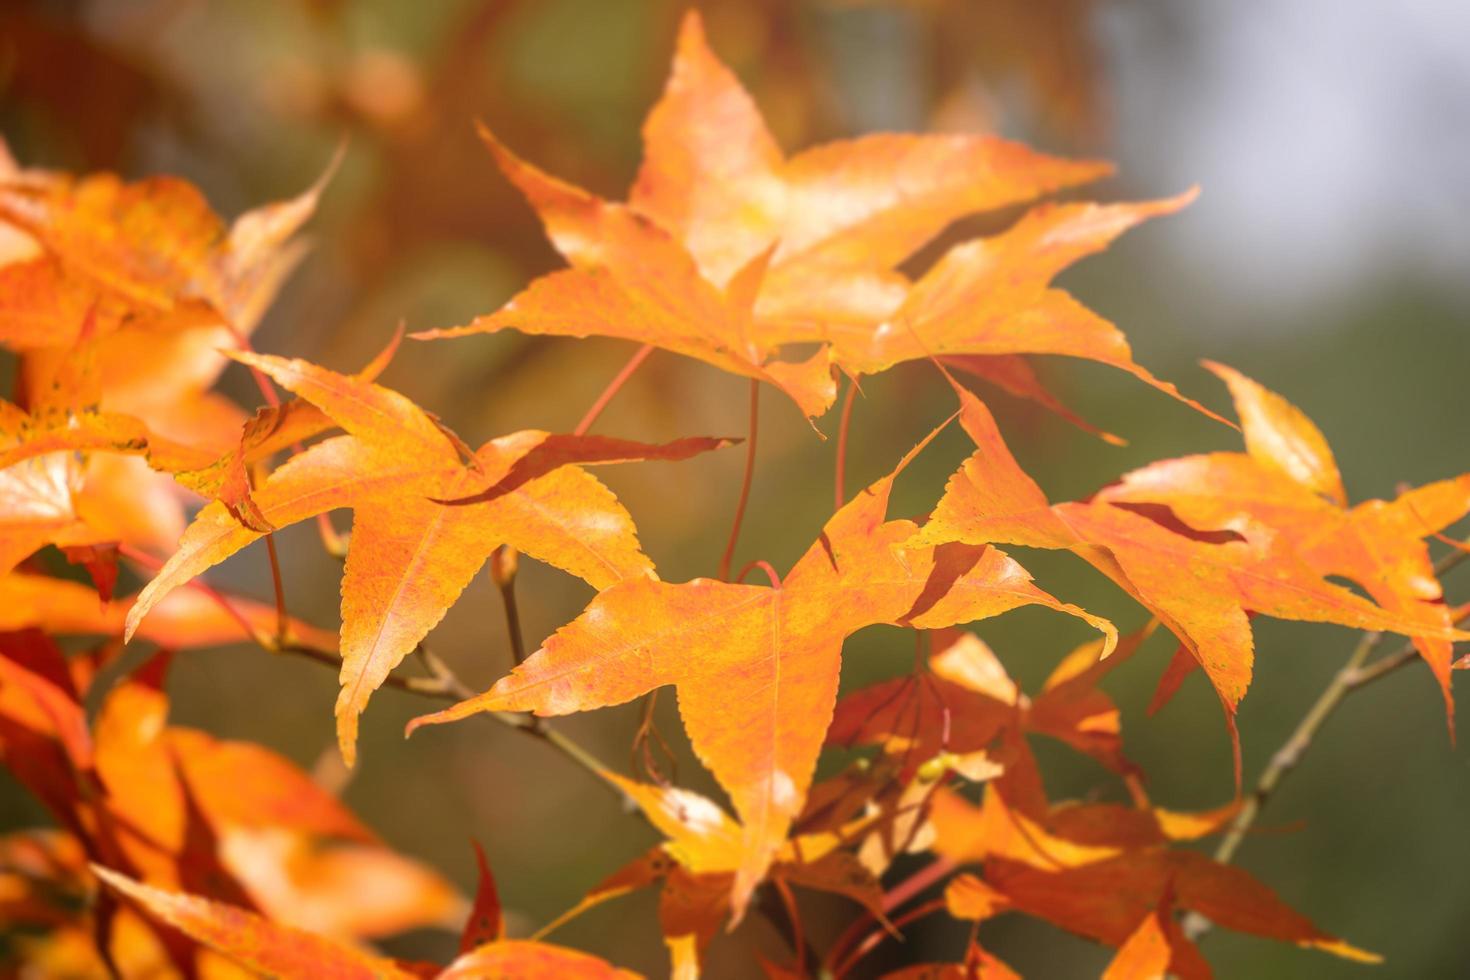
[1,12,1466,979]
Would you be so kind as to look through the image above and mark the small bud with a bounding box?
[916,754,950,784]
[491,546,519,588]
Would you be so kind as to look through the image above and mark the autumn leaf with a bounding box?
[0,571,338,653]
[172,325,404,532]
[944,353,1125,445]
[1097,360,1470,732]
[930,769,1375,968]
[409,421,1115,915]
[0,450,86,577]
[1,147,339,480]
[1102,891,1211,980]
[1204,360,1346,504]
[0,400,214,577]
[459,842,504,954]
[1,646,464,960]
[415,11,1112,421]
[0,393,196,576]
[92,866,419,979]
[830,623,1158,782]
[929,771,1238,872]
[0,341,224,579]
[0,324,399,541]
[756,190,1229,425]
[879,944,1021,980]
[97,853,619,978]
[987,853,1378,967]
[916,381,1467,777]
[535,771,885,977]
[0,145,336,346]
[0,634,93,774]
[439,940,641,979]
[124,352,733,764]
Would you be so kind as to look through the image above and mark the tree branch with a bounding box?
[718,379,761,581]
[1186,541,1469,941]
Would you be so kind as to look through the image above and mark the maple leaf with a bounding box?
[1,147,339,474]
[0,449,87,576]
[0,378,186,577]
[929,759,1375,972]
[415,12,1112,421]
[0,647,466,963]
[0,146,335,348]
[532,771,887,977]
[916,381,1468,778]
[881,943,1021,980]
[0,442,197,583]
[124,351,734,764]
[0,391,212,547]
[94,864,641,979]
[830,623,1159,782]
[171,325,404,531]
[0,323,275,580]
[458,842,504,954]
[439,942,643,979]
[1101,890,1211,980]
[944,352,1126,445]
[92,866,419,979]
[0,571,337,653]
[754,190,1229,425]
[0,324,401,543]
[408,422,1115,915]
[1096,360,1470,731]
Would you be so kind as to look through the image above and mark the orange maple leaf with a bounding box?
[408,421,1115,915]
[1097,360,1470,732]
[916,381,1468,779]
[415,12,1127,423]
[124,352,733,764]
[93,863,640,979]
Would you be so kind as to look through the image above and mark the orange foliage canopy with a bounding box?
[0,9,1464,979]
[409,423,1115,915]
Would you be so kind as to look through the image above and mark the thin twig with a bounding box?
[835,376,858,512]
[491,546,527,665]
[574,343,653,436]
[832,898,948,979]
[824,855,956,975]
[413,645,477,700]
[1343,645,1419,688]
[122,544,619,805]
[773,877,807,979]
[630,689,677,786]
[497,581,526,665]
[262,533,288,646]
[1208,629,1383,871]
[231,333,350,558]
[1187,539,1470,941]
[118,545,268,647]
[718,379,760,581]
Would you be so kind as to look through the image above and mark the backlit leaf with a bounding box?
[410,423,1114,914]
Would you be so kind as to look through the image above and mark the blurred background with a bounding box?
[3,0,1469,975]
